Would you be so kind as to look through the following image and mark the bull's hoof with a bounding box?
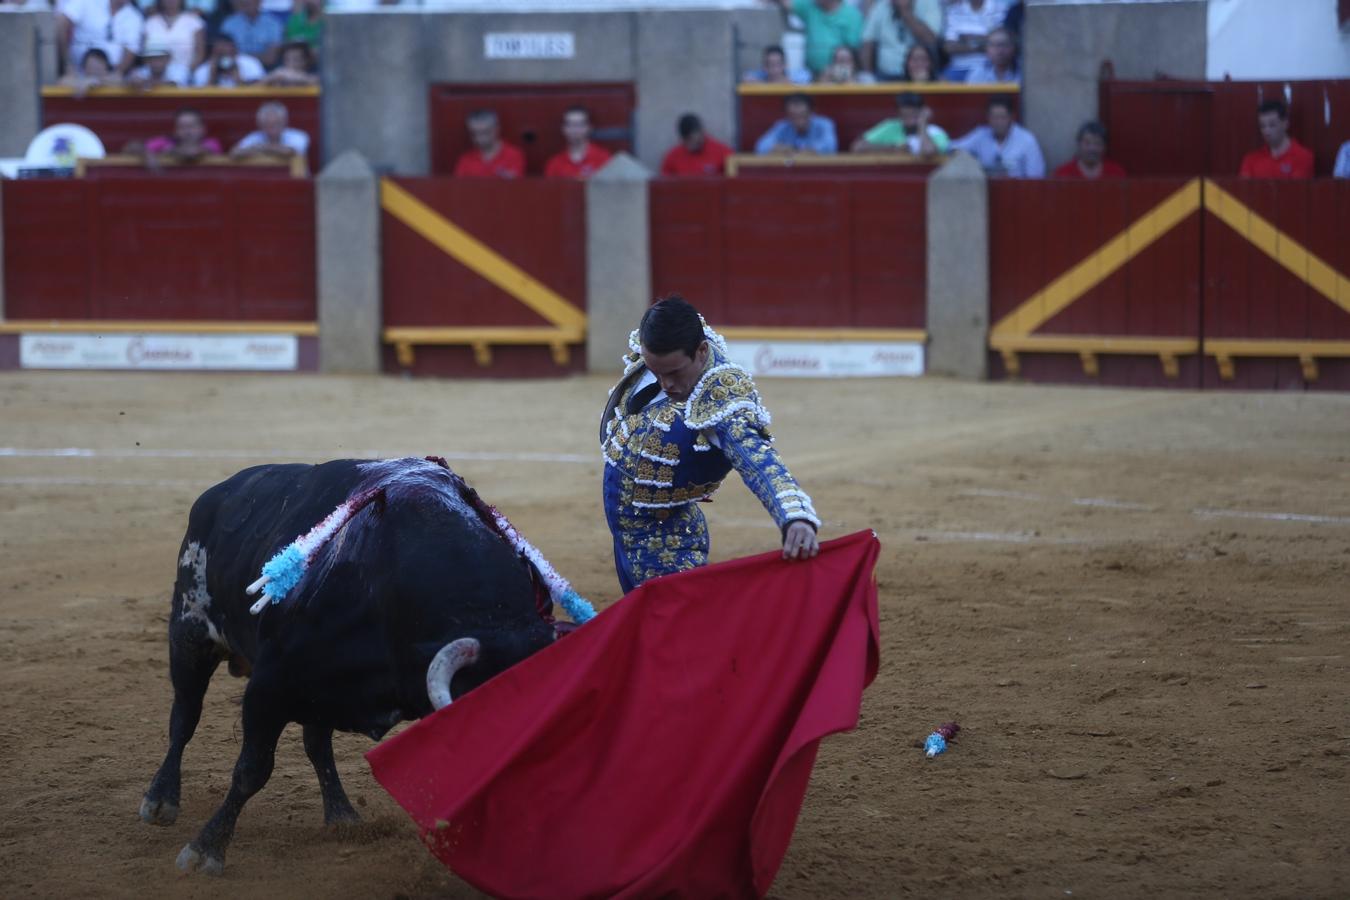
[139,796,179,826]
[176,843,224,876]
[325,806,361,827]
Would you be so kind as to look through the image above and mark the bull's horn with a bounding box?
[426,638,481,711]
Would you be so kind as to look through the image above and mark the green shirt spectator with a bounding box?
[284,0,323,51]
[769,0,865,76]
[851,92,949,156]
[860,119,950,152]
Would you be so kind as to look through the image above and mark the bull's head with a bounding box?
[425,638,481,711]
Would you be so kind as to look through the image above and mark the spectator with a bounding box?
[1052,121,1125,179]
[660,113,733,177]
[754,92,838,155]
[861,0,941,82]
[851,91,949,156]
[941,0,1008,81]
[543,106,613,179]
[902,42,938,82]
[127,44,190,87]
[765,0,864,77]
[742,44,811,85]
[192,34,264,86]
[144,108,222,162]
[453,109,526,179]
[58,47,122,94]
[818,45,875,84]
[142,0,203,73]
[284,0,323,55]
[57,0,144,75]
[260,41,318,85]
[231,100,309,159]
[220,0,283,68]
[952,95,1044,177]
[1336,140,1350,178]
[1239,100,1313,179]
[963,26,1019,84]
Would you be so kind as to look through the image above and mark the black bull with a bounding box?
[140,457,558,874]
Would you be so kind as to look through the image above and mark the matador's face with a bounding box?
[640,341,710,404]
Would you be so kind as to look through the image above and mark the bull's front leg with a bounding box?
[177,682,287,875]
[302,724,359,826]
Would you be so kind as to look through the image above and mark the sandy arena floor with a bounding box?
[0,371,1347,899]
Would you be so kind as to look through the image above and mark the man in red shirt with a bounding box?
[660,113,733,177]
[543,106,612,178]
[453,109,525,178]
[1239,100,1314,179]
[1052,120,1126,179]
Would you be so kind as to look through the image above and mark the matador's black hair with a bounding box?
[639,295,705,358]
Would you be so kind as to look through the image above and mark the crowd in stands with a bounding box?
[38,0,1350,182]
[53,0,321,88]
[759,0,1022,86]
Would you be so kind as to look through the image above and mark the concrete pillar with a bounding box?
[634,12,738,172]
[585,152,651,373]
[0,178,6,321]
[322,13,430,174]
[1023,0,1206,170]
[925,154,988,380]
[316,150,381,373]
[0,12,48,158]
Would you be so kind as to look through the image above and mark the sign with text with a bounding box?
[484,33,575,60]
[724,341,924,378]
[19,333,299,371]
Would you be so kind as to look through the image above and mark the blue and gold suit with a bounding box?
[600,328,821,593]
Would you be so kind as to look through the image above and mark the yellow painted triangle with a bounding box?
[380,179,587,332]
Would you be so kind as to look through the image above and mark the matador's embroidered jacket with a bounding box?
[600,326,821,593]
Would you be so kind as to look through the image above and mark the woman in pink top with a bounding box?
[144,108,222,164]
[143,0,204,71]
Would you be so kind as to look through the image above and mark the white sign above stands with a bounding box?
[19,333,299,371]
[484,33,576,60]
[723,341,925,378]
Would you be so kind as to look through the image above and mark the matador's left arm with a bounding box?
[713,410,821,536]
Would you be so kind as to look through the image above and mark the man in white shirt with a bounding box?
[128,44,190,87]
[952,95,1045,178]
[1335,141,1350,179]
[941,0,1008,81]
[191,34,265,86]
[231,101,310,159]
[58,0,144,75]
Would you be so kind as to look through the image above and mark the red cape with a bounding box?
[367,530,881,899]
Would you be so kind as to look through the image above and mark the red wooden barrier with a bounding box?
[650,176,926,330]
[3,176,315,321]
[1099,79,1350,177]
[1203,178,1350,391]
[41,86,322,175]
[428,83,635,176]
[380,177,587,377]
[987,178,1203,387]
[737,84,1017,154]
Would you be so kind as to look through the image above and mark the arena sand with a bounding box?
[0,372,1346,899]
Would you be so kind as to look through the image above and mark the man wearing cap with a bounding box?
[600,295,821,593]
[128,45,191,87]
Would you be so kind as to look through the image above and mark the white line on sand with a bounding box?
[0,476,203,488]
[0,447,593,464]
[959,488,1345,526]
[1192,508,1350,525]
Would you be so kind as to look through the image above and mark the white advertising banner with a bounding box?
[724,341,924,378]
[19,333,299,371]
[484,32,575,59]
